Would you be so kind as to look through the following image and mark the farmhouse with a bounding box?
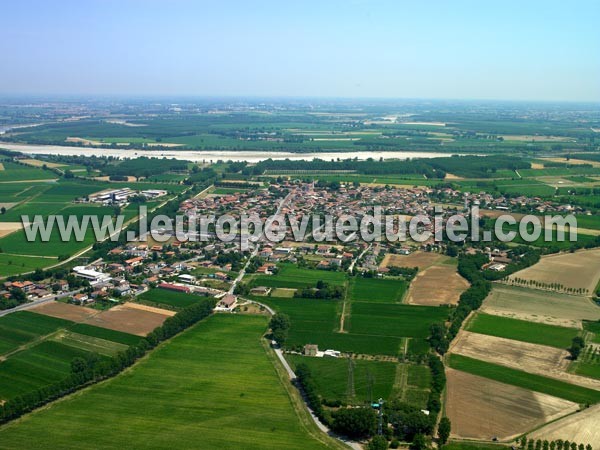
[250,286,271,296]
[216,294,237,311]
[303,344,319,356]
[72,293,90,303]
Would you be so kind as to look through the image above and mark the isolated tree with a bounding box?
[568,336,585,360]
[368,435,388,450]
[438,417,451,446]
[269,313,291,345]
[411,434,428,450]
[0,206,5,215]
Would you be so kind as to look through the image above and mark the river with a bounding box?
[0,142,457,163]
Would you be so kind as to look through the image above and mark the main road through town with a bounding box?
[228,190,294,294]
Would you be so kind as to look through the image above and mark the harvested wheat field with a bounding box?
[93,175,138,182]
[19,158,65,168]
[451,330,600,391]
[406,265,468,306]
[451,330,568,374]
[0,222,22,238]
[380,251,444,270]
[445,368,578,441]
[529,403,600,449]
[32,301,98,322]
[509,249,600,296]
[541,157,600,168]
[85,302,174,336]
[481,285,600,329]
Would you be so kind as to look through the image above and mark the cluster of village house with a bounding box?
[4,180,577,309]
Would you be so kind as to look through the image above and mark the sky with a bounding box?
[0,0,599,101]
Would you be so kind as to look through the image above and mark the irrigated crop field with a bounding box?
[348,302,449,339]
[0,314,337,449]
[480,285,600,329]
[286,355,397,403]
[466,313,579,349]
[508,249,600,295]
[349,277,407,303]
[249,264,347,289]
[0,310,140,404]
[138,288,203,309]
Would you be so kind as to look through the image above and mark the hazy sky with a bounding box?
[1,0,599,101]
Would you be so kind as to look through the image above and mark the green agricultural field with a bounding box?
[0,253,57,277]
[574,215,600,231]
[0,340,102,401]
[467,313,579,349]
[0,225,97,257]
[349,277,407,303]
[0,311,73,355]
[574,361,600,380]
[250,264,347,289]
[348,303,449,339]
[259,297,404,355]
[0,314,337,450]
[448,354,600,404]
[0,312,142,403]
[51,331,129,357]
[138,288,202,309]
[0,183,51,202]
[583,320,600,344]
[286,355,397,404]
[212,187,250,194]
[0,161,58,182]
[0,204,128,258]
[67,323,141,346]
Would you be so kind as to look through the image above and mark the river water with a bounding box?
[0,142,456,163]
